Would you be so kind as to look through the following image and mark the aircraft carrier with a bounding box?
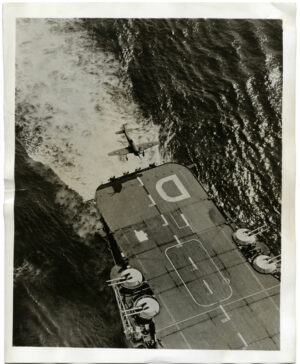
[95,163,280,350]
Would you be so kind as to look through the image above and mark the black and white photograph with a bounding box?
[3,2,296,362]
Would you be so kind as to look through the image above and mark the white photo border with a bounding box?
[3,2,296,363]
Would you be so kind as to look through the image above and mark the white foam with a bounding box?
[16,19,162,200]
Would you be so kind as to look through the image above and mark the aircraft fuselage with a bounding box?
[124,129,140,156]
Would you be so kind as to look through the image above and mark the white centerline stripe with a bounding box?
[219,305,230,323]
[160,214,169,227]
[188,257,198,271]
[180,213,190,227]
[148,194,156,207]
[165,237,233,307]
[174,235,182,247]
[203,279,213,295]
[237,332,248,349]
[137,177,144,186]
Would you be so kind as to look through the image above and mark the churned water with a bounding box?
[14,18,282,347]
[16,19,161,200]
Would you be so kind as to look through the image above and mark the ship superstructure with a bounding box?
[95,163,280,349]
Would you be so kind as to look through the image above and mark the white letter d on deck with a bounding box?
[156,174,191,202]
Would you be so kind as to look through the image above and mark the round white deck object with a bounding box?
[120,268,143,289]
[233,228,256,246]
[134,296,160,320]
[253,255,277,274]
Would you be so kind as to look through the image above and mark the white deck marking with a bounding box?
[148,194,156,207]
[223,283,280,308]
[156,284,280,333]
[160,214,169,227]
[160,296,192,349]
[174,235,182,247]
[219,305,230,323]
[165,239,233,306]
[156,306,220,333]
[179,170,193,190]
[144,275,191,349]
[188,257,198,271]
[137,177,144,186]
[203,279,213,295]
[212,225,280,312]
[134,230,148,242]
[156,174,191,202]
[237,332,248,349]
[165,238,233,306]
[170,212,190,229]
[244,263,279,311]
[180,213,190,227]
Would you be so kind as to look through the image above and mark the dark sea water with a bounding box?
[14,141,125,347]
[14,19,282,347]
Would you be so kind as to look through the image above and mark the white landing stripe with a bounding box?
[219,305,230,323]
[203,279,213,295]
[161,214,169,227]
[180,213,190,227]
[237,332,248,349]
[174,235,182,247]
[244,263,279,312]
[137,177,144,186]
[148,194,156,207]
[188,257,198,271]
[158,292,192,349]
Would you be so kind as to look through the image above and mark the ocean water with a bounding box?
[14,18,282,347]
[16,18,161,200]
[14,141,125,347]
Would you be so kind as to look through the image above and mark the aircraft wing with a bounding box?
[108,147,130,156]
[137,141,159,151]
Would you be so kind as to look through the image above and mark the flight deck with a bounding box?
[95,163,280,350]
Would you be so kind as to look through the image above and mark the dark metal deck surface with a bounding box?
[95,163,280,350]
